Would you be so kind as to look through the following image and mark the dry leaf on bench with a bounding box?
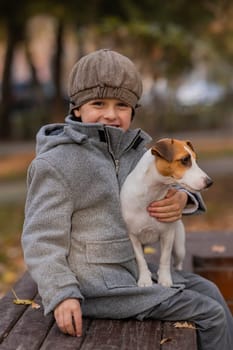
[12,289,40,309]
[174,321,196,329]
[13,299,34,305]
[160,337,172,344]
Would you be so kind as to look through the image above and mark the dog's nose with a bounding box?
[205,177,213,188]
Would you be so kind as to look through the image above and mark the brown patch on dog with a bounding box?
[151,139,196,179]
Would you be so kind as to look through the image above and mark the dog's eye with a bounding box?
[180,155,191,166]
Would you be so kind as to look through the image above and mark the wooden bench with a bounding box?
[0,271,197,350]
[2,230,232,350]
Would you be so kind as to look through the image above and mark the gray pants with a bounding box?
[137,271,233,350]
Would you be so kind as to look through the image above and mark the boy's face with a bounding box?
[73,98,133,131]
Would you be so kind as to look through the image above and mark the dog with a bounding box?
[120,138,213,288]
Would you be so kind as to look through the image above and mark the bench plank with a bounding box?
[40,319,92,350]
[0,271,37,343]
[0,294,54,350]
[80,319,162,350]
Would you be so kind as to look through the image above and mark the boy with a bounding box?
[22,49,233,349]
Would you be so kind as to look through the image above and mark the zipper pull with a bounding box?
[115,159,120,175]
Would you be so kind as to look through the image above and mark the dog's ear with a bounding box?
[151,139,174,162]
[186,140,195,152]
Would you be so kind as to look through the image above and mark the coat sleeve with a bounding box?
[179,188,206,215]
[21,158,84,315]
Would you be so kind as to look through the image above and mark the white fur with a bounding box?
[120,146,210,287]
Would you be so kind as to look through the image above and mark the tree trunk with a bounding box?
[0,23,18,140]
[0,18,25,140]
[51,18,66,123]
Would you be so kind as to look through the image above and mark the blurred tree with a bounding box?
[0,0,233,138]
[24,0,111,122]
[0,1,31,139]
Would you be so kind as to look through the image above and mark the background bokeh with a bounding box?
[0,0,232,296]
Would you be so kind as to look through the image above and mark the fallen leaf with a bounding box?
[160,337,172,344]
[211,245,226,253]
[13,299,34,305]
[174,321,196,330]
[12,288,40,309]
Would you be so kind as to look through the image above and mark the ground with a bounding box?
[0,130,232,296]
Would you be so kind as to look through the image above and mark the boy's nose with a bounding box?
[104,107,118,120]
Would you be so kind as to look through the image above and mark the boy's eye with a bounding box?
[117,103,130,108]
[92,101,104,106]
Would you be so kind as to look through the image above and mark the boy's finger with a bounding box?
[165,188,177,198]
[73,311,82,337]
[63,311,76,336]
[54,310,67,335]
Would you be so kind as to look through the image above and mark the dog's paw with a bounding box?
[158,279,173,288]
[174,263,183,271]
[158,274,173,288]
[137,276,153,287]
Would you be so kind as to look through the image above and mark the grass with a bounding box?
[0,202,26,296]
[198,148,233,159]
[194,139,233,159]
[0,152,34,182]
[0,153,32,296]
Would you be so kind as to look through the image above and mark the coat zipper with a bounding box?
[103,128,142,176]
[103,127,120,176]
[114,159,120,175]
[115,131,142,174]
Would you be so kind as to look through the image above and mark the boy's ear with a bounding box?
[73,108,81,117]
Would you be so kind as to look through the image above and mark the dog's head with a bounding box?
[151,138,213,191]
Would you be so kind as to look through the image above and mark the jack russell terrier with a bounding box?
[120,138,213,288]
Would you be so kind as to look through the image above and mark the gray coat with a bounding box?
[22,115,205,317]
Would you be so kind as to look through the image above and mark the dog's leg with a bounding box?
[158,230,175,287]
[173,221,185,271]
[129,234,153,287]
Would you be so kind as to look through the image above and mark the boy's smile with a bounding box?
[73,98,133,131]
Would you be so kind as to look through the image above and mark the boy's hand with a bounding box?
[147,188,188,223]
[54,298,82,337]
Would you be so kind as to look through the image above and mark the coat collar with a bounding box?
[65,115,152,156]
